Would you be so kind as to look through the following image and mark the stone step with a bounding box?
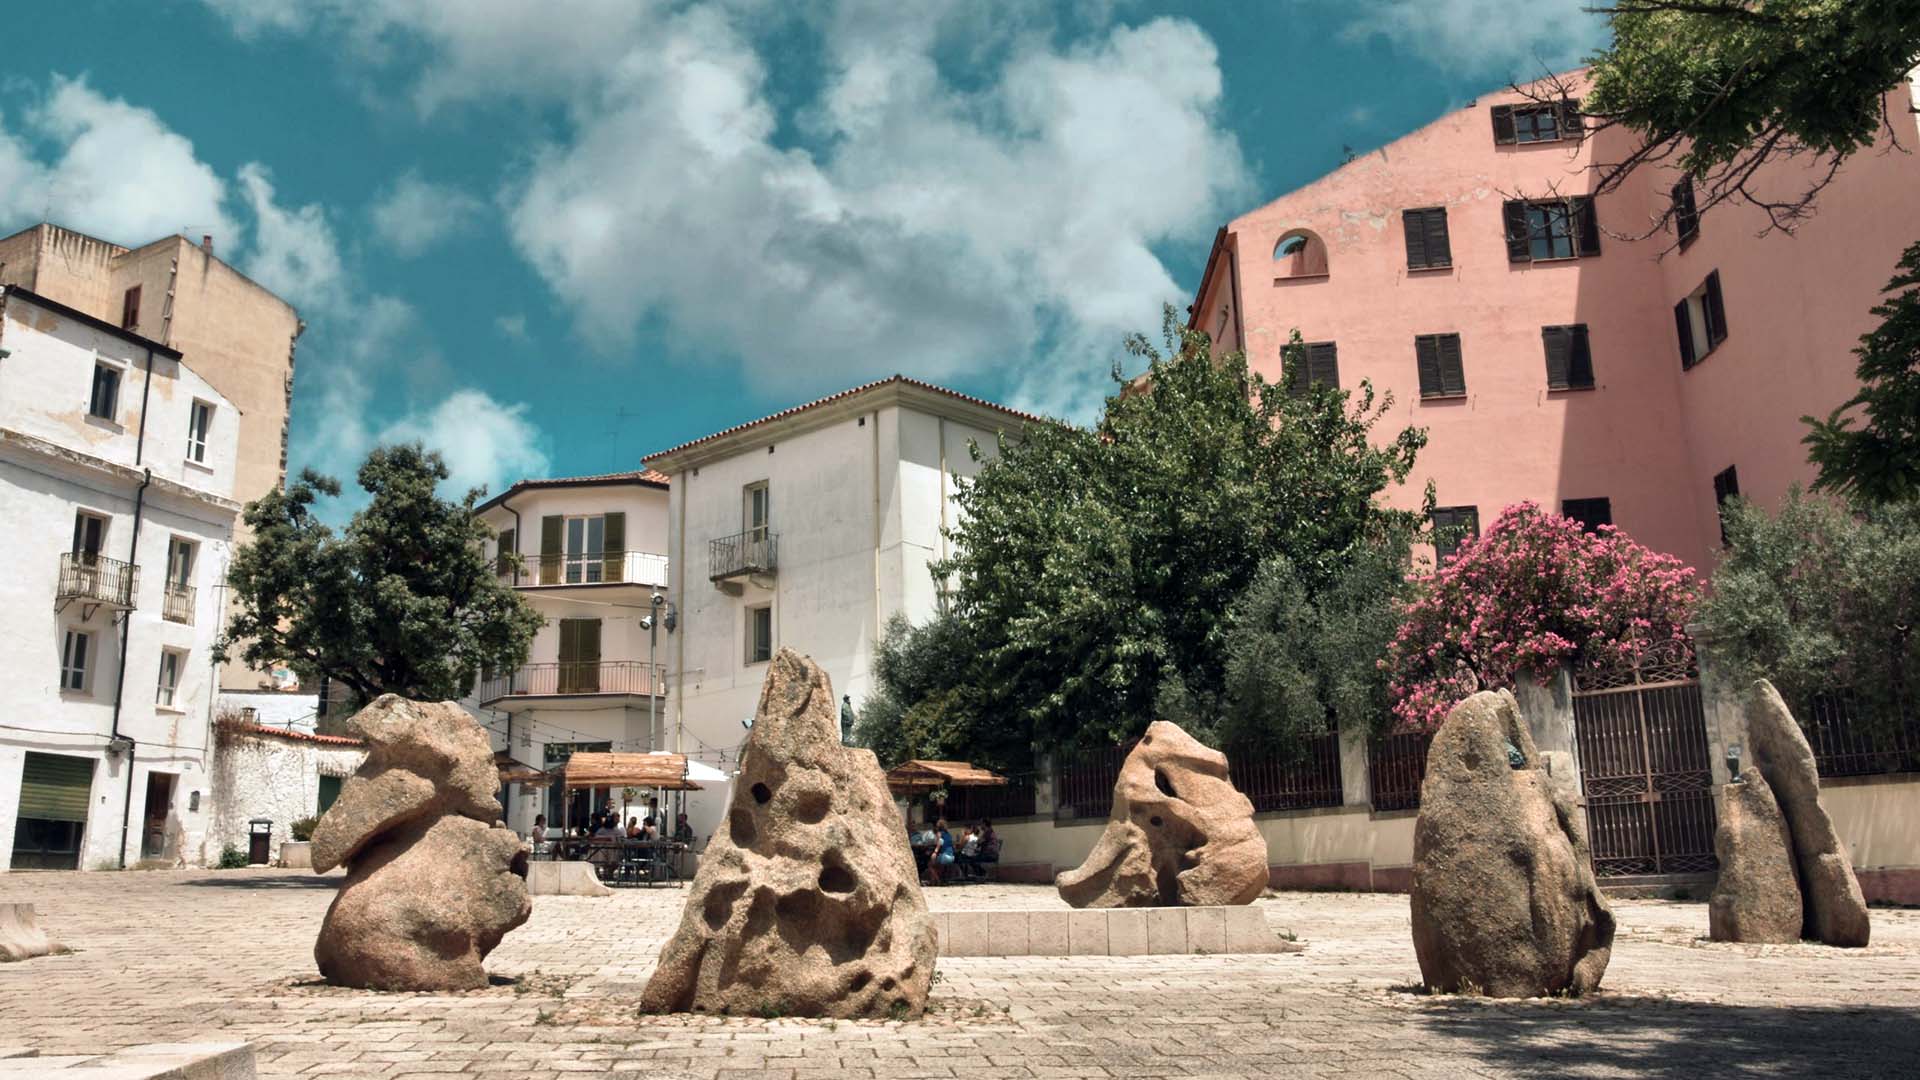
[935,905,1287,957]
[0,1043,253,1079]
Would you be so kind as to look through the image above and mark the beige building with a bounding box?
[0,223,302,690]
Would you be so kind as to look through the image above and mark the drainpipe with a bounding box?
[111,347,157,868]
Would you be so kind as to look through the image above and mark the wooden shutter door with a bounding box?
[1569,327,1594,387]
[1310,343,1339,389]
[1491,105,1517,145]
[540,516,562,585]
[1415,336,1442,397]
[1705,271,1728,346]
[602,512,625,582]
[1503,202,1531,261]
[496,527,516,576]
[578,620,601,692]
[1402,211,1427,269]
[1674,301,1696,369]
[1543,327,1570,389]
[1425,209,1451,267]
[1439,334,1466,396]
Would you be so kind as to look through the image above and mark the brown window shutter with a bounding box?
[496,527,516,575]
[540,515,563,585]
[1560,97,1583,134]
[1415,335,1442,397]
[1402,210,1427,270]
[1674,300,1696,369]
[1309,342,1339,389]
[121,286,141,330]
[1705,270,1728,346]
[1425,209,1451,267]
[1568,326,1594,388]
[601,512,625,581]
[1491,105,1517,145]
[1575,198,1601,256]
[1503,201,1531,261]
[1543,326,1570,389]
[1673,178,1700,244]
[1439,333,1466,396]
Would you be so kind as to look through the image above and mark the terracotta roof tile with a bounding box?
[232,723,364,747]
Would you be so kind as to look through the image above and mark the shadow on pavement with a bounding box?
[180,873,337,890]
[1418,995,1920,1078]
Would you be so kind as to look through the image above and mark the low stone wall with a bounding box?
[936,905,1282,957]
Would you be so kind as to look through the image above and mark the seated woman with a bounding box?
[957,819,1000,880]
[925,819,957,886]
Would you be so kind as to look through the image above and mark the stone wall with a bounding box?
[206,726,364,859]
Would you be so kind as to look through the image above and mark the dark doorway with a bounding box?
[141,771,176,859]
[12,752,94,870]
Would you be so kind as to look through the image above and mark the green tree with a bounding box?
[1580,1,1920,236]
[852,613,1006,767]
[1802,242,1920,502]
[1696,489,1920,733]
[918,311,1426,754]
[218,444,543,706]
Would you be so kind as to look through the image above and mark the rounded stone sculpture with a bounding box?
[1410,690,1614,997]
[310,696,531,991]
[641,649,937,1018]
[1742,680,1870,947]
[1708,767,1802,943]
[1055,721,1269,908]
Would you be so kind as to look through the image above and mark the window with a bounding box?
[121,286,142,330]
[1491,100,1581,145]
[1541,325,1595,390]
[1285,341,1339,396]
[1430,506,1480,564]
[166,537,195,590]
[72,511,106,559]
[1562,497,1613,533]
[564,515,606,584]
[1504,198,1600,262]
[744,481,770,537]
[89,364,121,421]
[1713,465,1740,545]
[60,629,91,692]
[1675,269,1729,369]
[1402,208,1452,270]
[1414,333,1466,398]
[156,649,184,708]
[1272,229,1329,278]
[1672,177,1700,247]
[747,604,773,664]
[187,401,212,463]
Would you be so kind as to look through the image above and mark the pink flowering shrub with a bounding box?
[1384,501,1700,730]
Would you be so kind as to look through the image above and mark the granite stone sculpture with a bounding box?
[1411,690,1615,997]
[1708,767,1803,943]
[1055,721,1269,908]
[0,903,62,962]
[310,695,531,991]
[1738,680,1871,947]
[641,649,937,1018]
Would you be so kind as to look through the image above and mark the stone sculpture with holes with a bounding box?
[1055,720,1269,908]
[640,649,937,1018]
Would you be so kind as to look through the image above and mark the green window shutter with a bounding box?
[1675,300,1696,369]
[496,527,516,575]
[1439,333,1466,396]
[1568,326,1595,388]
[602,512,625,581]
[1543,326,1571,389]
[1575,197,1602,256]
[1402,210,1427,270]
[1424,208,1451,267]
[317,774,343,815]
[1503,201,1531,262]
[20,752,94,822]
[1491,104,1517,145]
[540,516,562,585]
[1415,335,1442,397]
[1705,270,1728,346]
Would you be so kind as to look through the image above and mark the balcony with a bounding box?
[162,584,195,625]
[476,661,666,711]
[496,550,669,589]
[709,528,777,582]
[57,552,138,611]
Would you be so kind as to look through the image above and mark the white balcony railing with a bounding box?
[496,550,670,589]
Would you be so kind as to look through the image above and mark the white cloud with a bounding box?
[236,163,347,313]
[370,169,484,256]
[495,313,529,341]
[0,76,237,246]
[1332,0,1608,78]
[201,0,1253,416]
[378,389,552,496]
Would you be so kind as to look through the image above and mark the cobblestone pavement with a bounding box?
[3,869,1918,1078]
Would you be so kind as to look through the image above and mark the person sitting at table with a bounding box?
[625,816,643,839]
[592,817,621,841]
[530,814,548,844]
[957,819,999,880]
[673,813,694,844]
[925,819,957,885]
[637,817,659,841]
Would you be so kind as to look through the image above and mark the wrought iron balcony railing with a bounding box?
[162,583,196,625]
[495,550,670,588]
[709,527,777,581]
[58,552,138,610]
[476,661,665,705]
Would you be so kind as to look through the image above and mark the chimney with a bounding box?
[201,234,214,256]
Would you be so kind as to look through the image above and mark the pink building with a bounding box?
[1191,73,1920,571]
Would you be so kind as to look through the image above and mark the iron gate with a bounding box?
[1571,645,1719,878]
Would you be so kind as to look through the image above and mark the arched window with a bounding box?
[1272,229,1329,279]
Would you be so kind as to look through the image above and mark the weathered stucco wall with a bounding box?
[206,728,365,858]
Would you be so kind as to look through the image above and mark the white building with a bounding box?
[644,376,1036,845]
[468,470,673,835]
[0,286,242,871]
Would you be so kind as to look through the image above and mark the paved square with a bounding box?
[3,869,1918,1078]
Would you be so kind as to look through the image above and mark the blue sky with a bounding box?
[2,1,1604,511]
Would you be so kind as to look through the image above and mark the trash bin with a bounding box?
[247,818,273,865]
